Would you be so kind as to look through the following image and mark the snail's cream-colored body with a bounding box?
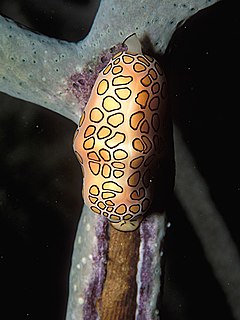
[73,35,167,231]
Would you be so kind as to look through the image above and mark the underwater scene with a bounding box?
[0,0,239,319]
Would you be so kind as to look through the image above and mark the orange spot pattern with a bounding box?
[73,51,167,225]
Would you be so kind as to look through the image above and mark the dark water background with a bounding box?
[0,0,239,319]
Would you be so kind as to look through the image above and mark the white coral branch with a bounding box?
[174,125,240,320]
[1,0,219,124]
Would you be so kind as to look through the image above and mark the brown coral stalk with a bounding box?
[97,226,140,319]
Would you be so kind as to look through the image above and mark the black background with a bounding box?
[0,1,239,319]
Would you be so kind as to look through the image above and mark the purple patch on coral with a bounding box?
[137,216,162,320]
[83,216,109,319]
[70,68,98,112]
[69,42,127,113]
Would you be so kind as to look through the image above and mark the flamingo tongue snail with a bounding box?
[73,34,167,232]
